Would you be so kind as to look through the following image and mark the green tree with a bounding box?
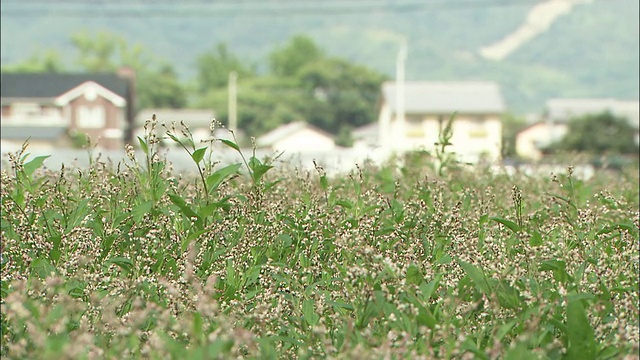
[71,31,187,109]
[72,31,130,72]
[269,35,324,77]
[1,49,65,73]
[501,113,527,158]
[137,64,187,109]
[197,75,305,137]
[298,57,386,133]
[548,111,639,154]
[194,35,385,139]
[196,44,255,93]
[335,125,354,147]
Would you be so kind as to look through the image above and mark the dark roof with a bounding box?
[0,125,68,140]
[1,72,129,99]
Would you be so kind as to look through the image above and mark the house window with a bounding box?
[468,117,488,138]
[11,102,41,116]
[406,115,422,124]
[405,115,425,137]
[76,105,106,128]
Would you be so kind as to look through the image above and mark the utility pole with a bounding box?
[395,40,407,151]
[228,71,238,131]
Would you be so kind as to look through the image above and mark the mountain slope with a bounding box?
[1,0,637,113]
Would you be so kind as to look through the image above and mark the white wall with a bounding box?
[272,128,336,152]
[516,122,568,160]
[381,111,503,162]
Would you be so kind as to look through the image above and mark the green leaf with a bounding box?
[199,197,234,217]
[539,259,565,272]
[100,234,116,260]
[459,260,491,294]
[417,306,437,329]
[539,260,572,283]
[616,223,636,233]
[496,319,518,341]
[225,259,237,287]
[406,264,422,286]
[419,274,442,301]
[335,200,353,209]
[597,346,620,359]
[436,253,452,264]
[221,139,240,151]
[490,217,521,233]
[23,155,50,177]
[48,235,62,263]
[566,298,597,360]
[264,178,283,191]
[461,337,489,360]
[206,163,241,194]
[168,193,200,220]
[166,132,181,143]
[249,156,273,183]
[68,287,85,299]
[107,256,134,276]
[257,339,277,360]
[326,299,354,312]
[495,280,522,310]
[504,341,538,360]
[529,231,543,247]
[131,200,154,222]
[137,136,149,155]
[183,229,207,252]
[65,198,91,231]
[319,175,328,191]
[31,257,56,278]
[192,312,204,341]
[191,147,207,164]
[302,298,320,326]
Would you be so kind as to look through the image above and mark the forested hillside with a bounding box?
[1,0,638,113]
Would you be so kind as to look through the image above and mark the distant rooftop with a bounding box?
[381,81,505,114]
[256,121,333,147]
[545,98,640,128]
[352,122,379,139]
[0,72,129,101]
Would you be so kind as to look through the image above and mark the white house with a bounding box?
[256,121,336,152]
[515,98,640,160]
[378,81,505,163]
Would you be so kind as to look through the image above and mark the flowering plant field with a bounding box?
[1,122,638,359]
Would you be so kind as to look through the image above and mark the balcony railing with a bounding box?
[0,114,66,126]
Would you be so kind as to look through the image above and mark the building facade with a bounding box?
[378,81,505,163]
[1,70,135,150]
